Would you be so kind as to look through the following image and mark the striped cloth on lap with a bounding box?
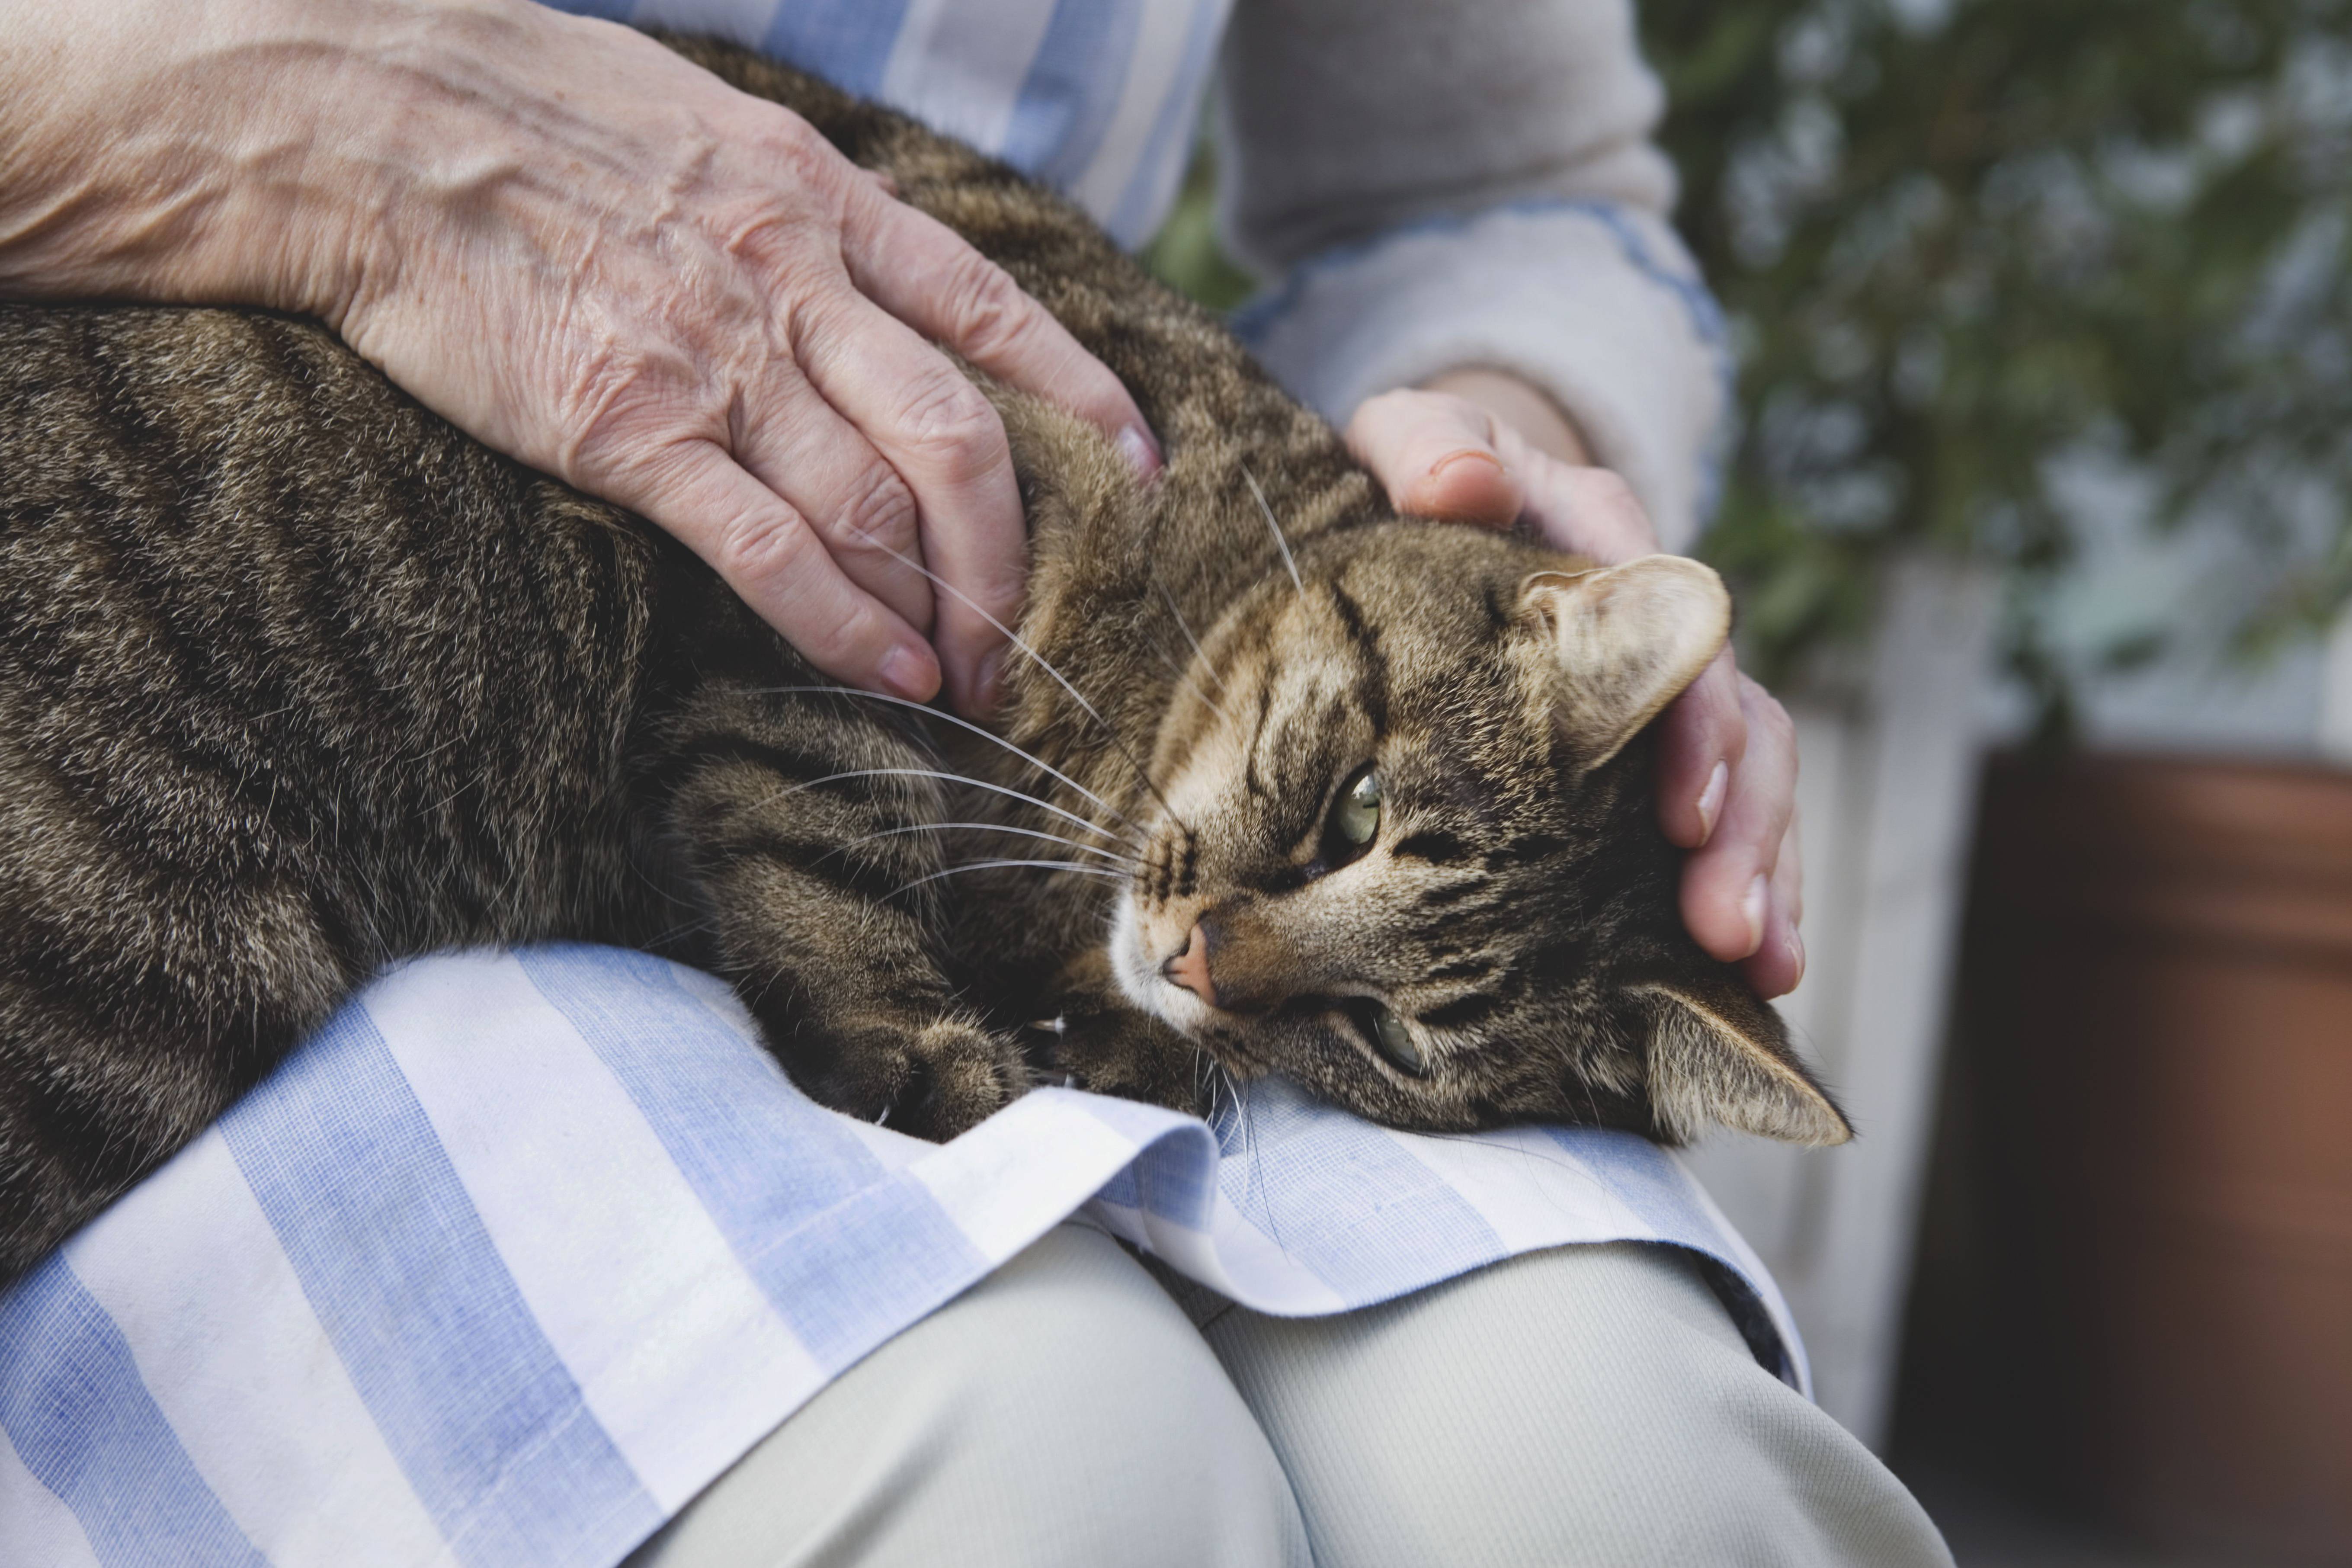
[0,946,1803,1567]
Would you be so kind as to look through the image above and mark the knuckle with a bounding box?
[834,461,920,552]
[711,503,812,591]
[894,373,1003,471]
[939,255,1036,360]
[974,548,1032,616]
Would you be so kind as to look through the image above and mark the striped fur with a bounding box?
[0,40,1844,1284]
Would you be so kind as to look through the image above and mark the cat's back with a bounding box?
[0,303,665,953]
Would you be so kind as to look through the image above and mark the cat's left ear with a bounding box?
[1517,556,1730,770]
[1628,975,1852,1146]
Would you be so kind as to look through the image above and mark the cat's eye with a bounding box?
[1356,1000,1429,1076]
[1331,766,1381,850]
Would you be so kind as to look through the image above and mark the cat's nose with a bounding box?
[1160,923,1215,1007]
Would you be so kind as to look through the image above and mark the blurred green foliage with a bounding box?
[1641,0,2352,718]
[1141,138,1259,313]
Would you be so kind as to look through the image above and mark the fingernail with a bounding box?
[1118,425,1162,478]
[878,644,937,702]
[1429,448,1505,480]
[1740,875,1769,959]
[1789,926,1808,991]
[974,647,1008,714]
[1695,761,1729,844]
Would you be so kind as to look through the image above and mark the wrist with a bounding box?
[0,0,534,323]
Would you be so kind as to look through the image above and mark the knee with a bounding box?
[1207,1242,1948,1568]
[906,1227,1303,1563]
[639,1225,1305,1568]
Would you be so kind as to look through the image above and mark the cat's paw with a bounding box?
[884,1017,1032,1142]
[1036,1000,1205,1116]
[798,1013,1030,1142]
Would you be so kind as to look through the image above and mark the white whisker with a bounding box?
[889,858,1131,898]
[754,767,1142,850]
[820,820,1138,869]
[1147,640,1231,722]
[1154,576,1227,694]
[836,522,1184,822]
[756,685,1146,836]
[1242,464,1303,597]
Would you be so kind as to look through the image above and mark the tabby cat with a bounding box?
[0,38,1849,1284]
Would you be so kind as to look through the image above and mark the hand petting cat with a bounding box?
[1,0,1796,1000]
[1345,379,1805,1000]
[0,0,1158,721]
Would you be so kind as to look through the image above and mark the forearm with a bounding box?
[1221,0,1723,549]
[1,7,1156,714]
[0,0,371,311]
[1215,0,1675,272]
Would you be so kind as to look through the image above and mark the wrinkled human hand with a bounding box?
[0,0,1157,716]
[1346,381,1803,998]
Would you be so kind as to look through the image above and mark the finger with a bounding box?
[791,287,1027,716]
[1678,674,1797,965]
[1516,465,1660,565]
[618,438,940,701]
[731,352,934,633]
[1655,649,1746,848]
[1742,814,1806,998]
[841,189,1161,475]
[1344,388,1523,525]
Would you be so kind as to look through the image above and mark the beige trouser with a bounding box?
[623,1225,1952,1567]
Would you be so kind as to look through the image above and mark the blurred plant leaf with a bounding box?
[1642,0,2352,725]
[1141,136,1259,313]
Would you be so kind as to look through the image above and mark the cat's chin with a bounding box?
[1106,891,1214,1038]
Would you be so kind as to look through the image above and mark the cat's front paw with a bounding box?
[1036,998,1206,1116]
[804,1013,1031,1142]
[887,1017,1032,1141]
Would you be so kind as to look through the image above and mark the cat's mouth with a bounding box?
[1108,891,1217,1035]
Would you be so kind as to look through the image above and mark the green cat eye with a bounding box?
[1333,766,1381,849]
[1367,1003,1428,1076]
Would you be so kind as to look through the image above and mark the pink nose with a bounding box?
[1160,923,1214,1007]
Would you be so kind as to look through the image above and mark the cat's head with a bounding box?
[1108,523,1850,1146]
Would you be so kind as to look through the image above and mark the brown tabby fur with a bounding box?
[0,38,1847,1285]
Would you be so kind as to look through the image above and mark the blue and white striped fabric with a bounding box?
[1,946,1802,1568]
[563,0,1232,248]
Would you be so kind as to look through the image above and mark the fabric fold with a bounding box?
[0,946,1801,1568]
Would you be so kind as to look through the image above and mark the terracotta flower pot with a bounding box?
[1947,752,2352,1562]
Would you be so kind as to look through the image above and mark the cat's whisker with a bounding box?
[1152,576,1227,696]
[754,767,1144,851]
[833,526,1195,841]
[835,525,1189,827]
[817,820,1139,870]
[1241,463,1304,599]
[1146,640,1231,722]
[888,858,1130,898]
[757,685,1148,838]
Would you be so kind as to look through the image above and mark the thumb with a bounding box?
[1345,388,1525,526]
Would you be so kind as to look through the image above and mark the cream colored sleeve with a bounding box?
[1217,0,1729,551]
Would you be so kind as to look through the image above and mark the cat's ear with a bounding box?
[1628,976,1852,1146]
[1517,557,1730,770]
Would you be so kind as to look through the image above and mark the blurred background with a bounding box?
[1150,3,2352,1562]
